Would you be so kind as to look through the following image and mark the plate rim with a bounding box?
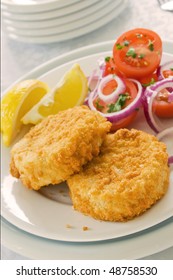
[2,39,173,95]
[2,0,112,29]
[2,0,100,18]
[5,0,123,37]
[6,0,128,44]
[2,216,173,260]
[1,0,82,14]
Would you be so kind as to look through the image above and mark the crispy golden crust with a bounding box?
[67,129,170,222]
[10,106,111,190]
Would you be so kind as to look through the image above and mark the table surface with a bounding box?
[1,0,173,260]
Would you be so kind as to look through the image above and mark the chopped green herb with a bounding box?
[123,40,130,46]
[138,53,145,59]
[142,78,155,87]
[170,68,173,71]
[107,93,130,113]
[148,40,154,51]
[126,48,137,58]
[95,99,104,110]
[105,56,111,62]
[88,87,92,92]
[116,43,124,50]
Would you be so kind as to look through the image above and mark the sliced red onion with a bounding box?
[97,74,126,103]
[87,57,106,93]
[88,78,143,123]
[168,156,173,165]
[157,127,173,165]
[98,57,106,74]
[168,92,173,102]
[157,60,173,80]
[87,69,97,90]
[143,77,173,133]
[148,77,173,93]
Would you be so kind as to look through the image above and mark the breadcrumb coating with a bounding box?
[67,129,170,222]
[10,105,111,190]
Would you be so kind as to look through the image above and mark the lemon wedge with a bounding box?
[22,64,88,125]
[1,80,49,146]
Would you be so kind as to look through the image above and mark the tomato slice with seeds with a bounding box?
[113,28,162,79]
[152,89,173,118]
[103,57,125,78]
[162,69,173,78]
[138,72,158,87]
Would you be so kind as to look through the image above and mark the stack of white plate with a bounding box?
[2,0,128,44]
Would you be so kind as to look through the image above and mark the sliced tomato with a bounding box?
[138,72,158,87]
[103,57,125,77]
[152,89,173,118]
[162,69,173,78]
[111,111,138,131]
[113,28,162,79]
[102,79,117,95]
[93,78,139,130]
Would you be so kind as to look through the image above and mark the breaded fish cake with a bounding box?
[10,105,111,190]
[67,129,169,222]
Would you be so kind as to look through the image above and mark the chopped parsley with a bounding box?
[95,99,104,110]
[170,68,173,71]
[142,78,156,87]
[126,47,137,58]
[107,93,130,113]
[105,56,111,62]
[123,40,130,46]
[138,53,145,59]
[148,40,154,51]
[116,43,124,50]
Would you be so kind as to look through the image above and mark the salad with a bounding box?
[86,28,173,164]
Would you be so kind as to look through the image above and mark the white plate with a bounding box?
[6,0,128,44]
[1,40,173,259]
[2,0,100,20]
[1,0,82,13]
[2,217,173,260]
[1,43,173,243]
[2,0,112,30]
[5,0,122,36]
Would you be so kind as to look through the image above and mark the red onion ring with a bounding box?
[157,127,173,165]
[97,74,126,103]
[88,78,143,123]
[143,77,173,133]
[168,156,173,165]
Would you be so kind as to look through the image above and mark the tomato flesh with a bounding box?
[113,28,162,79]
[102,79,117,95]
[103,57,125,77]
[153,89,173,118]
[138,72,158,87]
[162,69,173,78]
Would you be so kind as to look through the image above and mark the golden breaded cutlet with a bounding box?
[10,105,111,190]
[67,129,170,222]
